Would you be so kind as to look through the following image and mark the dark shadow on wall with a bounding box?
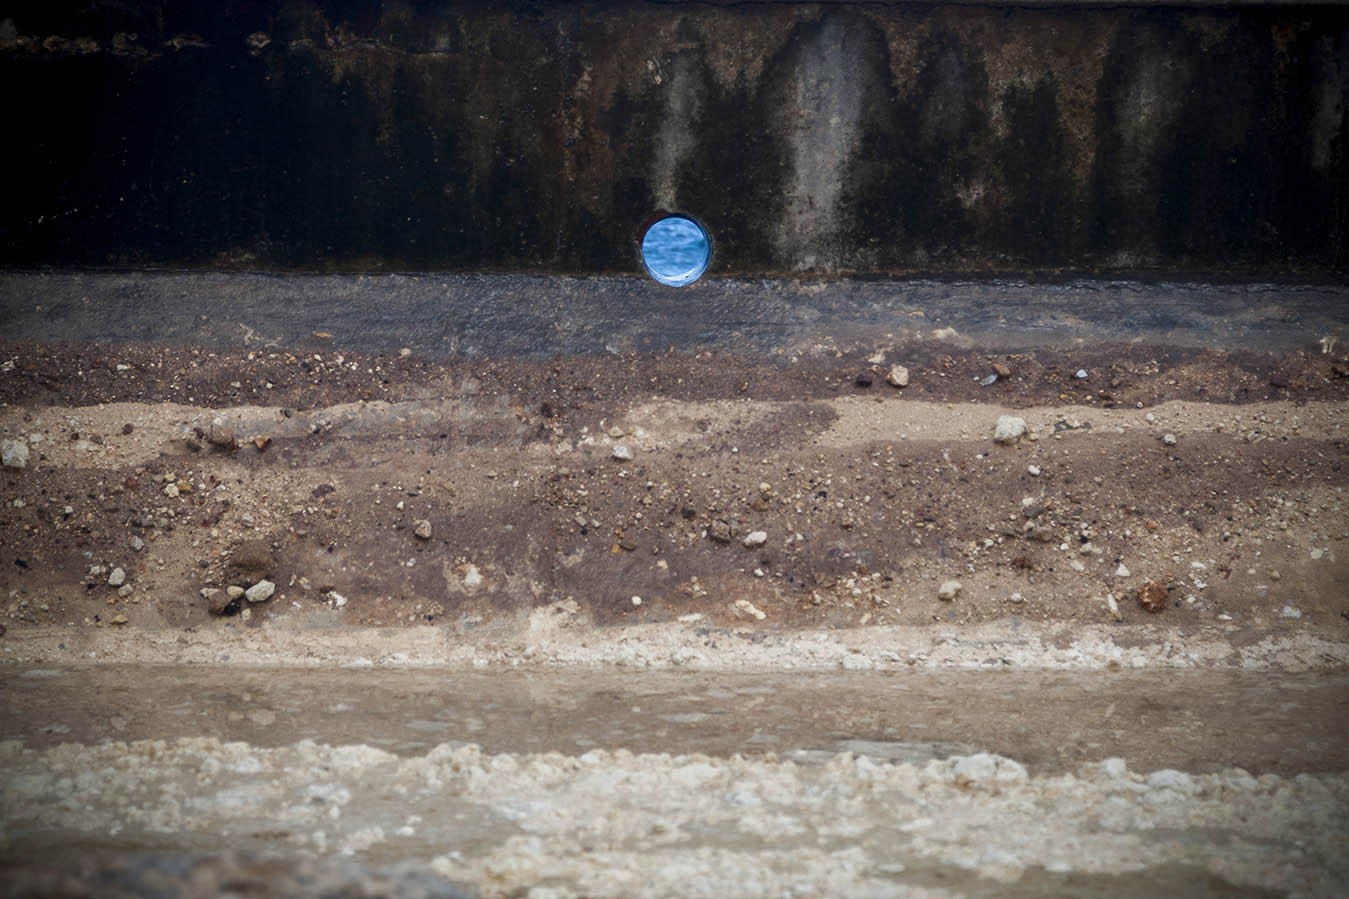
[0,1,1345,275]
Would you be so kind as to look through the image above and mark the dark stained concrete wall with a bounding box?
[2,2,1347,275]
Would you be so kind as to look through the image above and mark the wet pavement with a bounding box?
[2,272,1346,357]
[4,665,1346,776]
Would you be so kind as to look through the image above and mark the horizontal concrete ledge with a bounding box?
[2,271,1346,357]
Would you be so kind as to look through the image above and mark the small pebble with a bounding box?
[107,567,126,587]
[886,365,909,388]
[612,445,633,461]
[631,596,642,607]
[1027,465,1041,477]
[937,580,962,601]
[1162,433,1177,446]
[413,519,432,540]
[743,530,768,548]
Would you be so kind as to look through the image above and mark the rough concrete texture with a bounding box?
[3,738,1345,898]
[2,2,1347,274]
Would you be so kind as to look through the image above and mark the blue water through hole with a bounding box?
[642,216,710,287]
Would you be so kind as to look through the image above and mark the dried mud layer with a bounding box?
[2,336,1349,898]
[1,337,1347,667]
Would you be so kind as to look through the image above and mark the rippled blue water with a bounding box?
[642,217,709,286]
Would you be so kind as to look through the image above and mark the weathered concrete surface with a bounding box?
[2,2,1347,275]
[2,272,1347,357]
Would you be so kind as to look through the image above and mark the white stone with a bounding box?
[743,530,768,547]
[733,599,766,620]
[952,753,998,786]
[1115,563,1130,577]
[1027,465,1041,476]
[2,439,29,469]
[611,445,633,461]
[630,596,642,606]
[329,591,348,608]
[1162,433,1177,446]
[413,519,432,540]
[993,416,1027,444]
[1146,769,1195,794]
[886,365,909,388]
[1098,757,1130,780]
[244,580,276,603]
[841,653,874,670]
[1281,605,1302,619]
[937,580,962,601]
[107,567,126,587]
[463,565,483,588]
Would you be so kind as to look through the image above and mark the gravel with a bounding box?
[3,738,1344,899]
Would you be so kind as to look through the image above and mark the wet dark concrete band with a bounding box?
[2,272,1346,357]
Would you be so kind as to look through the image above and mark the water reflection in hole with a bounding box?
[641,215,710,286]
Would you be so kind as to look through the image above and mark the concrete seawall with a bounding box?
[3,1,1347,276]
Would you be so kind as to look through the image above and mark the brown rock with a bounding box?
[208,422,236,448]
[1269,373,1290,389]
[709,519,733,543]
[1137,580,1168,613]
[228,539,276,583]
[992,362,1012,378]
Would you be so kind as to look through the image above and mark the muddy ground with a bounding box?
[2,321,1348,898]
[1,337,1346,643]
